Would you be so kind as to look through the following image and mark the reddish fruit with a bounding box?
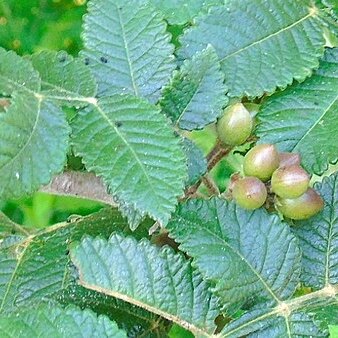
[243,144,279,182]
[232,177,267,210]
[216,103,253,146]
[275,188,324,220]
[271,165,310,198]
[279,152,301,168]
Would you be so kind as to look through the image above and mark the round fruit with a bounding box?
[243,144,279,181]
[232,177,267,210]
[279,152,301,168]
[275,188,324,220]
[216,103,253,146]
[271,165,310,198]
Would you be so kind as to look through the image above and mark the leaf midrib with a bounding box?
[220,7,316,63]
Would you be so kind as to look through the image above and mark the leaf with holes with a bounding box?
[167,199,301,309]
[257,47,338,174]
[30,50,97,106]
[0,91,69,199]
[161,46,228,130]
[179,0,325,98]
[70,234,220,336]
[71,94,186,224]
[0,304,127,337]
[293,172,338,289]
[81,0,174,102]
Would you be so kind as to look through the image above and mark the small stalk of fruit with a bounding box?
[216,104,324,220]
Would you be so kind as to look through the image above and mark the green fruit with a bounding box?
[216,103,253,146]
[243,144,279,181]
[279,152,301,168]
[271,165,310,198]
[232,177,267,210]
[275,188,324,220]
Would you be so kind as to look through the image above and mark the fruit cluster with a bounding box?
[216,104,324,220]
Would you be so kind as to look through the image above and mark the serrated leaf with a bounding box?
[149,0,224,25]
[182,138,207,186]
[81,0,175,103]
[0,208,150,314]
[29,50,97,106]
[167,199,301,309]
[257,47,338,174]
[0,303,127,337]
[0,91,69,199]
[0,48,40,95]
[220,308,325,337]
[58,285,171,338]
[70,234,220,336]
[161,46,227,130]
[293,172,338,289]
[179,0,325,98]
[71,94,186,224]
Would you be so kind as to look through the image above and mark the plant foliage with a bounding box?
[0,0,337,336]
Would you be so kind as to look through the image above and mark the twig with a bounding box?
[202,175,220,196]
[40,171,117,207]
[184,141,233,198]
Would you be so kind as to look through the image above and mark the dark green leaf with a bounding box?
[293,172,338,289]
[149,0,224,25]
[0,91,69,199]
[0,303,127,337]
[179,0,325,98]
[182,138,207,186]
[167,199,301,309]
[81,0,174,102]
[30,50,97,106]
[0,48,40,94]
[70,234,220,336]
[161,46,227,130]
[257,48,338,174]
[72,94,186,224]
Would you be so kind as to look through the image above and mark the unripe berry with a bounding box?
[232,177,267,210]
[279,152,301,168]
[275,188,324,220]
[271,165,310,198]
[216,103,253,146]
[243,144,279,182]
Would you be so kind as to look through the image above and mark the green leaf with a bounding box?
[0,303,127,337]
[0,91,69,199]
[70,234,220,336]
[257,47,338,174]
[167,198,301,309]
[161,46,227,130]
[149,0,224,25]
[293,172,338,289]
[0,208,149,314]
[179,0,325,98]
[29,50,97,106]
[58,285,171,338]
[220,308,325,337]
[71,94,186,224]
[81,0,175,103]
[182,138,207,186]
[311,304,338,330]
[0,48,40,95]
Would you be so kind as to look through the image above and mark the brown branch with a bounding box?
[41,171,117,207]
[202,175,220,196]
[184,141,233,198]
